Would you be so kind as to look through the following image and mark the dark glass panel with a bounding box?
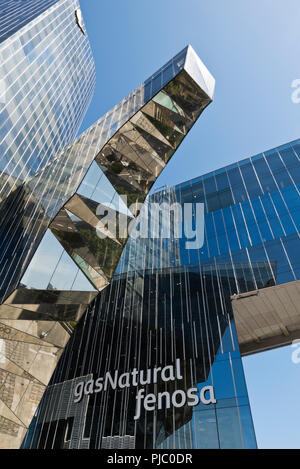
[265,239,295,284]
[252,155,277,193]
[215,169,230,192]
[203,174,217,196]
[251,198,273,242]
[280,146,299,169]
[282,235,300,280]
[213,211,229,255]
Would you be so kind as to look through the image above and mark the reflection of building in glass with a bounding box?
[0,0,61,42]
[0,44,214,319]
[23,138,300,449]
[0,2,215,447]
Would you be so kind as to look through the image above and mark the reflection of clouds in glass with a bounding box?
[0,79,6,104]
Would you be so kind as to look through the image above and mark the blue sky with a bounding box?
[79,0,300,448]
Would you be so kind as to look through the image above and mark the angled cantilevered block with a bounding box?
[0,45,215,322]
[0,46,215,448]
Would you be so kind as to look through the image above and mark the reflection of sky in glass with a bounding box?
[21,229,96,291]
[158,323,256,449]
[0,0,95,202]
[77,161,132,216]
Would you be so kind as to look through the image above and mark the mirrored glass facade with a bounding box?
[23,138,300,449]
[0,0,97,449]
[0,34,215,449]
[0,0,96,202]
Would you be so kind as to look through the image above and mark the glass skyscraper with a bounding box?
[0,1,215,447]
[22,138,300,449]
[0,0,95,202]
